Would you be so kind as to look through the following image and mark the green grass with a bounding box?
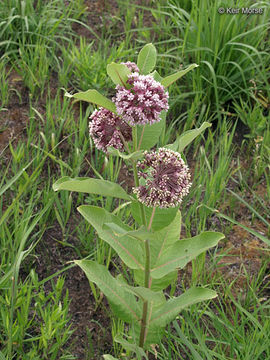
[0,0,269,358]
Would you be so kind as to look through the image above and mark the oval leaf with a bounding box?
[166,122,211,153]
[103,355,119,360]
[114,335,148,359]
[131,201,178,231]
[136,287,217,348]
[136,110,166,151]
[161,63,199,88]
[53,177,131,200]
[75,260,140,323]
[78,206,145,270]
[107,147,144,161]
[151,231,225,279]
[65,89,116,113]
[137,43,157,75]
[134,269,177,292]
[150,70,163,82]
[107,62,131,87]
[150,287,217,328]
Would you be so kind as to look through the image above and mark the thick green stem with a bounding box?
[139,237,151,348]
[139,207,156,348]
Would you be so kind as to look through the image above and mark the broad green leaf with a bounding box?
[129,288,166,349]
[65,89,116,113]
[114,335,148,359]
[150,287,217,329]
[103,355,119,360]
[134,269,177,292]
[107,62,131,86]
[137,287,216,349]
[103,223,148,241]
[166,122,211,153]
[121,284,165,305]
[133,212,181,291]
[131,201,178,231]
[151,232,224,279]
[150,70,163,82]
[75,260,140,323]
[150,211,181,265]
[78,206,144,270]
[53,177,131,200]
[136,110,166,150]
[161,64,199,88]
[137,43,157,75]
[107,147,143,161]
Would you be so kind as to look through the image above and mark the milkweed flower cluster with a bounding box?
[114,73,169,126]
[121,61,139,73]
[89,62,169,152]
[89,107,132,153]
[133,148,192,208]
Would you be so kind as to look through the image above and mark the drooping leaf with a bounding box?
[65,89,116,113]
[107,62,131,87]
[121,284,165,305]
[103,355,119,360]
[134,269,177,292]
[151,232,224,279]
[136,287,217,349]
[137,43,157,75]
[150,287,217,329]
[53,177,131,200]
[103,223,148,241]
[129,287,166,348]
[150,70,163,82]
[150,211,181,265]
[161,64,199,88]
[114,335,148,359]
[136,110,166,150]
[75,260,140,323]
[131,200,178,231]
[133,212,181,291]
[166,122,211,153]
[78,206,145,270]
[107,147,144,161]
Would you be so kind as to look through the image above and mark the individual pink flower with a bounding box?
[113,73,169,126]
[121,61,139,73]
[89,107,132,153]
[133,148,192,208]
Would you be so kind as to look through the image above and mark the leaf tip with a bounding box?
[52,183,59,192]
[64,91,73,98]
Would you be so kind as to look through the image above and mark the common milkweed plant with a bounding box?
[53,44,224,359]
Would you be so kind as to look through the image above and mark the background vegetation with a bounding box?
[0,0,269,359]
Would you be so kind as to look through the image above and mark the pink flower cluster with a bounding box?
[113,73,169,126]
[121,61,139,73]
[133,148,192,208]
[89,107,132,153]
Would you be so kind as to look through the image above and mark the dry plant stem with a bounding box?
[139,207,156,348]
